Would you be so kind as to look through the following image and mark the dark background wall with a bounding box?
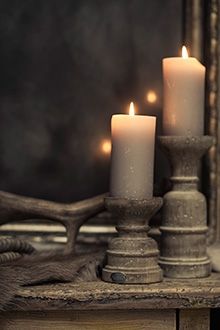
[0,0,182,202]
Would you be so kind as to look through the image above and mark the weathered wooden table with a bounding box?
[1,273,220,329]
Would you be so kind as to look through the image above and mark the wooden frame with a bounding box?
[183,0,219,243]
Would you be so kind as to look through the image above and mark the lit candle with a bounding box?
[163,46,205,135]
[110,102,156,199]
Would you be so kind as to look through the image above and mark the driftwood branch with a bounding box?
[0,191,106,254]
[0,191,106,309]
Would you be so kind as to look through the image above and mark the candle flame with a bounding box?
[129,102,135,116]
[182,45,189,59]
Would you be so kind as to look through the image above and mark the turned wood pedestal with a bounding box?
[158,136,213,279]
[102,197,163,284]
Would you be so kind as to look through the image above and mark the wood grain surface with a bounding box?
[179,309,210,330]
[4,272,220,311]
[0,310,176,330]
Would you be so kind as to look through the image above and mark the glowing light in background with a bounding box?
[129,101,135,116]
[146,90,157,104]
[182,45,189,58]
[101,139,111,155]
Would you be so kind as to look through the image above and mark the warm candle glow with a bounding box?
[101,139,111,155]
[146,90,157,104]
[182,46,189,59]
[129,102,135,116]
[163,46,205,135]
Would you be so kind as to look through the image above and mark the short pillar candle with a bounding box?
[110,102,156,199]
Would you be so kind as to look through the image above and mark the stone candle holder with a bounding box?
[158,136,213,278]
[102,197,163,284]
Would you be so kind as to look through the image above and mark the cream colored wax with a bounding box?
[163,49,205,135]
[110,107,156,199]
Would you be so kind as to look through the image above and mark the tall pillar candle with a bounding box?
[163,46,205,135]
[110,103,156,199]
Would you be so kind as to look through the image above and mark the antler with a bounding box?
[0,191,106,254]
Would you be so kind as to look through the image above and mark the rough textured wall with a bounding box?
[0,0,181,202]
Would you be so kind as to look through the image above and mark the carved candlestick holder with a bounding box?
[158,136,213,278]
[102,197,163,284]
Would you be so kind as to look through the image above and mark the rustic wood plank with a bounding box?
[0,310,176,330]
[4,272,220,311]
[179,309,210,330]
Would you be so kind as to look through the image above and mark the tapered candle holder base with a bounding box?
[158,136,213,278]
[102,197,163,284]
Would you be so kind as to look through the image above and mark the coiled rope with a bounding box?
[0,238,35,263]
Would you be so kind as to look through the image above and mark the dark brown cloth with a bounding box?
[0,250,104,311]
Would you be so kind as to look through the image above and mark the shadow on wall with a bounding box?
[0,0,181,202]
